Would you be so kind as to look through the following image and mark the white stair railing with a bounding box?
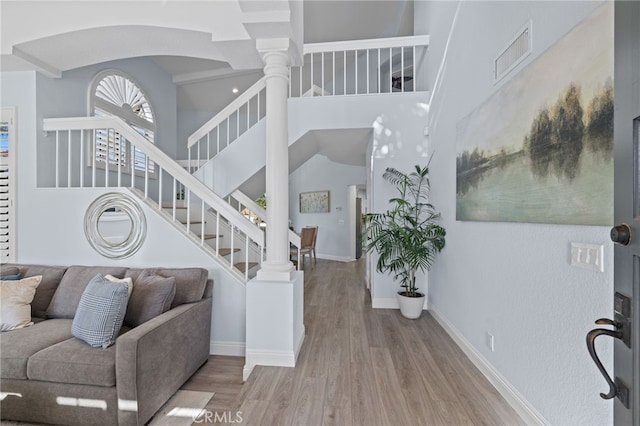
[43,116,264,281]
[187,76,267,174]
[185,36,429,172]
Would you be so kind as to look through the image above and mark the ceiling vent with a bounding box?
[494,21,532,83]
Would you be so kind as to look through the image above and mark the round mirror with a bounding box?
[85,192,146,259]
[97,207,133,246]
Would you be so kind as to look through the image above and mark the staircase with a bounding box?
[42,35,429,284]
[43,116,264,283]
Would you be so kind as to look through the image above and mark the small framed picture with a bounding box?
[299,190,330,213]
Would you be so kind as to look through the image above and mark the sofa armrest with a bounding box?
[115,298,212,426]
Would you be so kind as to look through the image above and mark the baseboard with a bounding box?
[209,341,245,357]
[243,348,298,381]
[244,349,297,367]
[372,297,428,310]
[429,306,549,426]
[315,253,353,262]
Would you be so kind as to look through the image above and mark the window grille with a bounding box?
[89,71,156,176]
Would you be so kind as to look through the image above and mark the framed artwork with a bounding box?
[456,2,613,226]
[299,190,330,213]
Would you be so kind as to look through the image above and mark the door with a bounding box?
[0,108,16,263]
[589,2,640,424]
[612,2,640,424]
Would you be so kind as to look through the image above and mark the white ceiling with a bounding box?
[161,0,414,111]
[0,0,413,111]
[304,0,414,43]
[1,0,413,179]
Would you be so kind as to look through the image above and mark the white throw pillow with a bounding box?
[0,275,42,331]
[105,274,133,299]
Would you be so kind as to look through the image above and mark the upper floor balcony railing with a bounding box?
[186,35,429,169]
[291,35,429,97]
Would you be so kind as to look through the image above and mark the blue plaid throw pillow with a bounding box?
[71,274,129,348]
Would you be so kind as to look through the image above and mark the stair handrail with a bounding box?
[303,34,430,54]
[230,190,301,248]
[43,116,264,246]
[187,76,267,149]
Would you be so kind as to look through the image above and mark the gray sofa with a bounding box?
[0,263,213,426]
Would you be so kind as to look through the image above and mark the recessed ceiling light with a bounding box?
[232,87,239,93]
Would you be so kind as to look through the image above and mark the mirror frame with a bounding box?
[84,192,147,259]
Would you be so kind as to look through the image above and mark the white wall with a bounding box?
[288,154,365,261]
[418,1,613,424]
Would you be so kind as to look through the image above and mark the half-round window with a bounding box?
[89,70,156,175]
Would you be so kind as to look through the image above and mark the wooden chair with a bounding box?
[290,226,318,269]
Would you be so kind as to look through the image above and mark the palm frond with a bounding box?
[363,164,446,296]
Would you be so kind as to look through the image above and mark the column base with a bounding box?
[244,271,305,381]
[256,261,296,281]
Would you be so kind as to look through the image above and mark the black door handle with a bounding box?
[586,320,622,400]
[610,224,631,245]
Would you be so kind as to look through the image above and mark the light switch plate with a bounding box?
[571,242,604,272]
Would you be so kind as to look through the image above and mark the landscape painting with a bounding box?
[456,3,613,226]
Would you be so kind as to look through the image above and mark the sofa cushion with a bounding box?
[3,264,67,319]
[28,327,126,388]
[1,276,41,331]
[47,266,127,318]
[0,319,73,379]
[125,270,176,327]
[0,266,20,276]
[71,274,129,348]
[126,267,207,308]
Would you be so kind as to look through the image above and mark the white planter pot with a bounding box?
[396,292,426,319]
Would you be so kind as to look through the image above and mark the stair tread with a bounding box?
[198,234,223,239]
[234,262,259,273]
[218,248,241,256]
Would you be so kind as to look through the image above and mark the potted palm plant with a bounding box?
[364,164,446,319]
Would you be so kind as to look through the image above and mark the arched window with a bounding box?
[89,70,156,175]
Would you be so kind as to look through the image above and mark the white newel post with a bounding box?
[244,39,305,382]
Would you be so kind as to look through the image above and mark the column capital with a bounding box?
[256,38,293,69]
[259,42,290,81]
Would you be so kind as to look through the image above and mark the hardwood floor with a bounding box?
[182,259,525,425]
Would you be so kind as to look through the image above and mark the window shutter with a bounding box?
[0,109,15,263]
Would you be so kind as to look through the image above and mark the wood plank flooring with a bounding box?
[182,259,525,425]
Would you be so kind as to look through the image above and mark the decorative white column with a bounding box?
[244,39,304,381]
[256,39,295,282]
